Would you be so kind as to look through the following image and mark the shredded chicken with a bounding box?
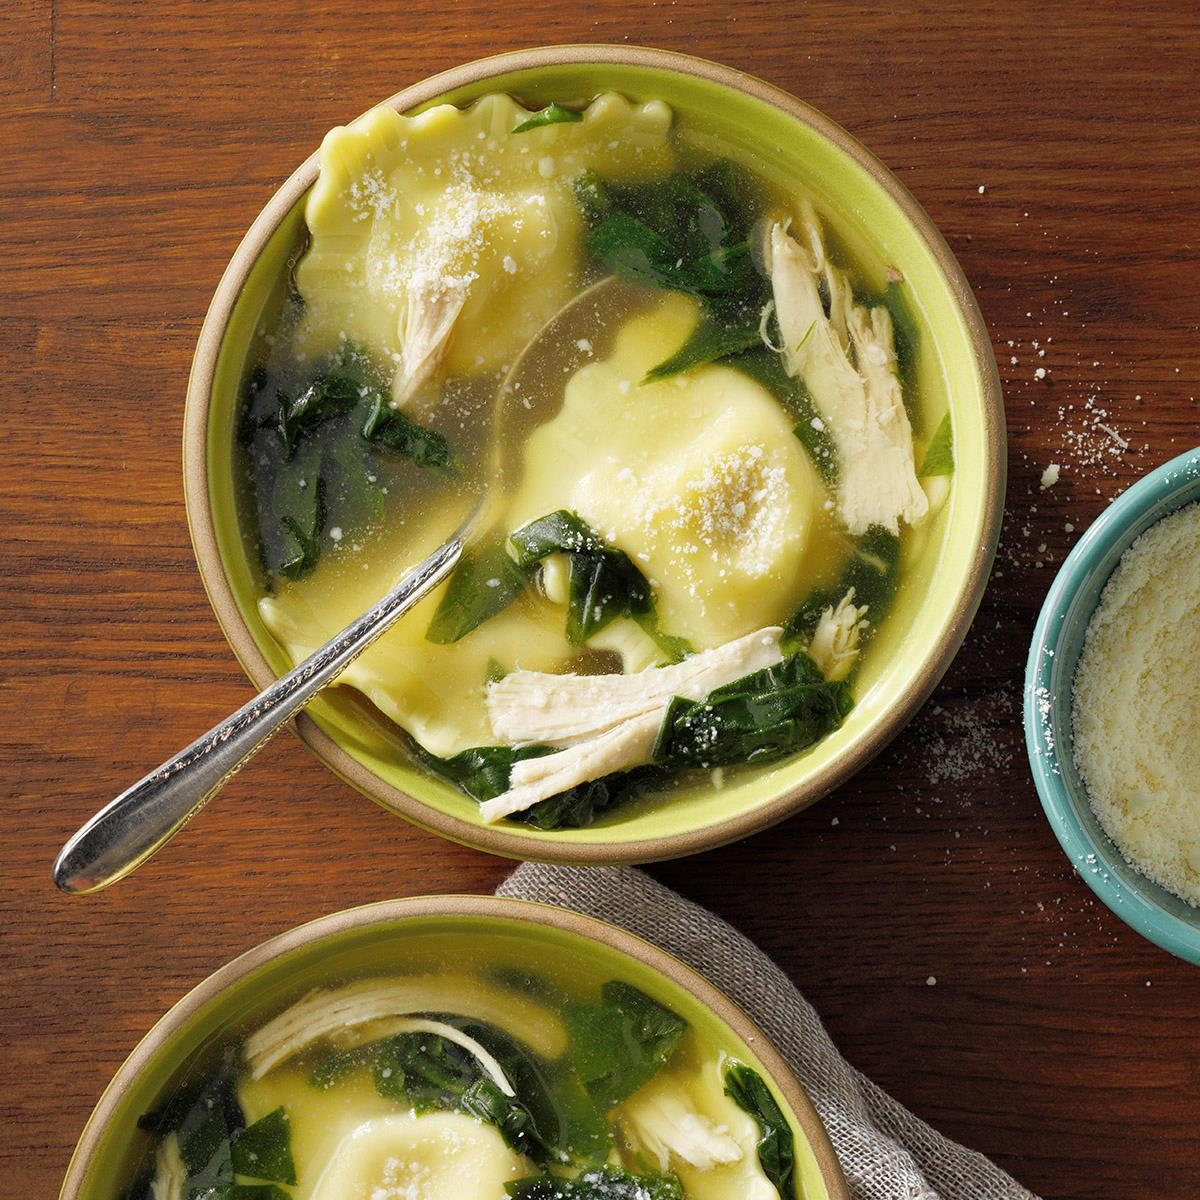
[391,283,470,409]
[807,588,870,682]
[764,210,927,535]
[479,711,663,823]
[479,628,785,823]
[150,1134,185,1200]
[243,976,565,1077]
[487,627,785,747]
[621,1088,744,1173]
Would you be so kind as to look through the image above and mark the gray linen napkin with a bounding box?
[498,863,1039,1200]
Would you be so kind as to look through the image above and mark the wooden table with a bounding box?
[4,3,1198,1196]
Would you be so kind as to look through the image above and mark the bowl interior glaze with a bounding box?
[59,897,848,1200]
[1025,447,1200,964]
[186,46,1005,862]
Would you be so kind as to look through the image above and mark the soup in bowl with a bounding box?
[59,896,848,1200]
[186,46,1004,860]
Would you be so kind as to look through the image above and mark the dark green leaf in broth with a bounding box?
[429,744,556,803]
[580,163,766,303]
[642,310,764,382]
[459,1077,546,1159]
[918,411,954,476]
[237,366,272,446]
[367,1019,565,1164]
[229,1107,295,1186]
[426,541,535,645]
[373,1029,481,1109]
[278,372,360,457]
[359,392,454,471]
[653,652,853,769]
[137,1054,245,1197]
[508,510,603,563]
[586,212,683,293]
[508,768,660,832]
[506,1167,683,1200]
[723,1062,796,1200]
[566,981,687,1109]
[566,551,651,644]
[269,439,325,581]
[513,101,584,133]
[485,657,509,684]
[323,434,384,528]
[453,1016,609,1164]
[509,510,652,645]
[784,525,901,645]
[878,278,921,420]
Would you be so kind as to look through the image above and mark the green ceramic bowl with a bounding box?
[184,45,1005,862]
[59,895,849,1200]
[1025,447,1200,964]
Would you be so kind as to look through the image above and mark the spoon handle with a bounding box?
[52,537,465,895]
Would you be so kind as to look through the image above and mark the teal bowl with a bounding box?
[1025,447,1200,964]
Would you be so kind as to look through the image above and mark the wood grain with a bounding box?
[3,3,1199,1197]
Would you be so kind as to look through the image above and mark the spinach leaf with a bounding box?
[643,310,764,383]
[241,344,456,584]
[919,411,954,476]
[880,278,920,403]
[426,540,535,644]
[429,744,556,802]
[784,525,901,644]
[455,1017,609,1164]
[269,439,326,581]
[373,1028,480,1107]
[577,162,766,305]
[724,1062,796,1200]
[566,982,687,1109]
[278,372,360,456]
[511,767,663,832]
[653,651,853,769]
[360,392,454,471]
[514,101,584,133]
[509,510,652,644]
[136,1054,245,1200]
[230,1107,295,1186]
[421,732,664,831]
[372,1025,556,1163]
[634,616,694,665]
[507,1168,683,1200]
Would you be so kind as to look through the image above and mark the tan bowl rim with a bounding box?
[183,43,1006,863]
[60,893,850,1200]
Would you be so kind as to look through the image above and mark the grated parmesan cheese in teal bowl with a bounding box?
[1025,446,1200,965]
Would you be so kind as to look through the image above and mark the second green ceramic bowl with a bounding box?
[183,45,1005,863]
[59,895,849,1200]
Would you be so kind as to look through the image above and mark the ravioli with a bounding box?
[308,1113,527,1200]
[505,293,823,648]
[294,92,675,402]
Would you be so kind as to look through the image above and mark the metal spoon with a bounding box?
[53,277,647,894]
